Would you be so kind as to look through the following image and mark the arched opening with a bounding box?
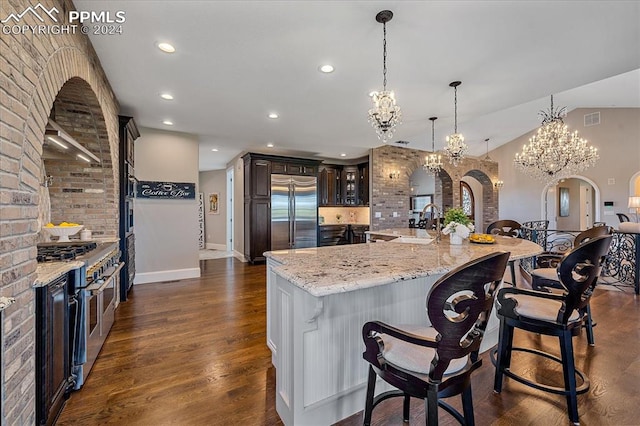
[462,169,495,233]
[542,176,601,230]
[460,181,475,221]
[40,77,116,241]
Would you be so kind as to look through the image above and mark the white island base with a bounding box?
[267,261,500,425]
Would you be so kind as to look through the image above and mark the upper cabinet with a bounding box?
[319,161,369,206]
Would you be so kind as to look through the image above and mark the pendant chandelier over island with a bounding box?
[368,10,402,143]
[423,116,442,175]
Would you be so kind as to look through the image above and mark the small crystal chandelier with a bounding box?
[368,10,402,143]
[514,95,599,183]
[484,138,492,161]
[444,81,468,166]
[424,116,442,175]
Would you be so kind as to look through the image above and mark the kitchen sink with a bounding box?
[388,236,434,245]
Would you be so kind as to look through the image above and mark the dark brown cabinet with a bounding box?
[319,161,369,206]
[36,274,70,426]
[242,153,321,263]
[318,224,369,246]
[118,116,139,301]
[319,166,340,206]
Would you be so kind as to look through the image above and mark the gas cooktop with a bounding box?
[37,242,98,263]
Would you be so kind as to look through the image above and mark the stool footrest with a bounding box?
[491,346,590,396]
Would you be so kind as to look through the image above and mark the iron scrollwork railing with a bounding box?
[520,223,639,294]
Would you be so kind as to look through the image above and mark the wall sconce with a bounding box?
[494,180,504,189]
[389,170,400,180]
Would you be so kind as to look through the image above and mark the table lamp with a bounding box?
[629,196,640,222]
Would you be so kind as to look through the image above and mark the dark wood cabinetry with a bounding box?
[319,161,369,206]
[36,274,70,426]
[318,224,369,246]
[319,166,340,206]
[243,153,321,263]
[118,116,139,301]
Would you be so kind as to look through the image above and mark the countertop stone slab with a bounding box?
[265,228,542,297]
[34,261,84,287]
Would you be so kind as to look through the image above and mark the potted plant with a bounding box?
[442,207,474,245]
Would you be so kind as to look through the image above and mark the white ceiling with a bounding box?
[74,1,640,171]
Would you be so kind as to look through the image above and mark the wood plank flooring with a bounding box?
[57,258,639,425]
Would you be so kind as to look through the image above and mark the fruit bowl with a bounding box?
[44,225,83,242]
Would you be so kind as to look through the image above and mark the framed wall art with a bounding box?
[208,192,220,214]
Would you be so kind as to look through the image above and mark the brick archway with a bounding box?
[3,41,119,421]
[371,145,499,230]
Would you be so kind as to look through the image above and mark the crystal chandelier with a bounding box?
[514,95,599,183]
[444,81,468,166]
[424,116,442,175]
[368,10,402,143]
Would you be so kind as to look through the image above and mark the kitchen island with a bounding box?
[265,231,542,425]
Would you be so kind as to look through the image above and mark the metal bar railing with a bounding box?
[520,223,639,294]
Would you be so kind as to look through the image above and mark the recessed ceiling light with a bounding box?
[160,93,174,100]
[157,42,176,53]
[268,113,279,119]
[319,64,334,73]
[340,153,347,157]
[162,120,174,126]
[267,143,274,148]
[211,148,219,152]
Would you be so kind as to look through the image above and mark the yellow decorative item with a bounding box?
[469,233,496,244]
[43,223,83,242]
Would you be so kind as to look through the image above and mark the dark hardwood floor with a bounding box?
[57,258,639,425]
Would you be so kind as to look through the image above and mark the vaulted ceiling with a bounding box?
[74,1,640,170]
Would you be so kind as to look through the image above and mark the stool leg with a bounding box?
[363,366,376,426]
[425,385,439,426]
[559,331,580,424]
[509,260,516,286]
[584,303,595,346]
[461,386,475,426]
[403,393,410,422]
[493,319,514,393]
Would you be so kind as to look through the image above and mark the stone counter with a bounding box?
[265,231,542,297]
[34,261,84,287]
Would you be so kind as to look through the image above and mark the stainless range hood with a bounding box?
[43,119,101,164]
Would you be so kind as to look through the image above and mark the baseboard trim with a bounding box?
[233,250,247,262]
[205,243,227,251]
[134,268,201,285]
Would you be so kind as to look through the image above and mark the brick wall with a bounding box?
[0,0,120,423]
[370,145,500,232]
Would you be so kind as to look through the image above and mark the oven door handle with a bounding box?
[90,263,124,294]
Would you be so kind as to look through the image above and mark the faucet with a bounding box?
[420,203,441,243]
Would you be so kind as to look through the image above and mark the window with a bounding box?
[460,182,474,220]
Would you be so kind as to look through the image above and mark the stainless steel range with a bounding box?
[37,241,122,390]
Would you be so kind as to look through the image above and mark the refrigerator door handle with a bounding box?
[289,183,294,248]
[291,183,297,247]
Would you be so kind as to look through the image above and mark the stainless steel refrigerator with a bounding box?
[271,174,318,250]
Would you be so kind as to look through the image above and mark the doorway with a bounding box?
[226,167,234,252]
[544,177,599,230]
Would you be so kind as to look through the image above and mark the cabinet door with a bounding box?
[252,160,271,197]
[245,199,271,263]
[358,163,369,205]
[326,168,339,205]
[342,166,358,205]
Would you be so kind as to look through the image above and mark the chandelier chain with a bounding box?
[453,85,458,133]
[382,22,387,91]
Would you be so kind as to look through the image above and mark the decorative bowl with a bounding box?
[44,225,84,242]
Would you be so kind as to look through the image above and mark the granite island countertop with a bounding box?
[265,230,543,297]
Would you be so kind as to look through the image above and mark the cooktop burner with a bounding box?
[37,242,98,263]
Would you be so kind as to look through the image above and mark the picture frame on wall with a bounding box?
[559,187,570,217]
[209,193,220,214]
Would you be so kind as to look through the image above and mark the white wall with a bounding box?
[199,169,227,249]
[134,127,200,284]
[230,154,245,258]
[492,108,640,228]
